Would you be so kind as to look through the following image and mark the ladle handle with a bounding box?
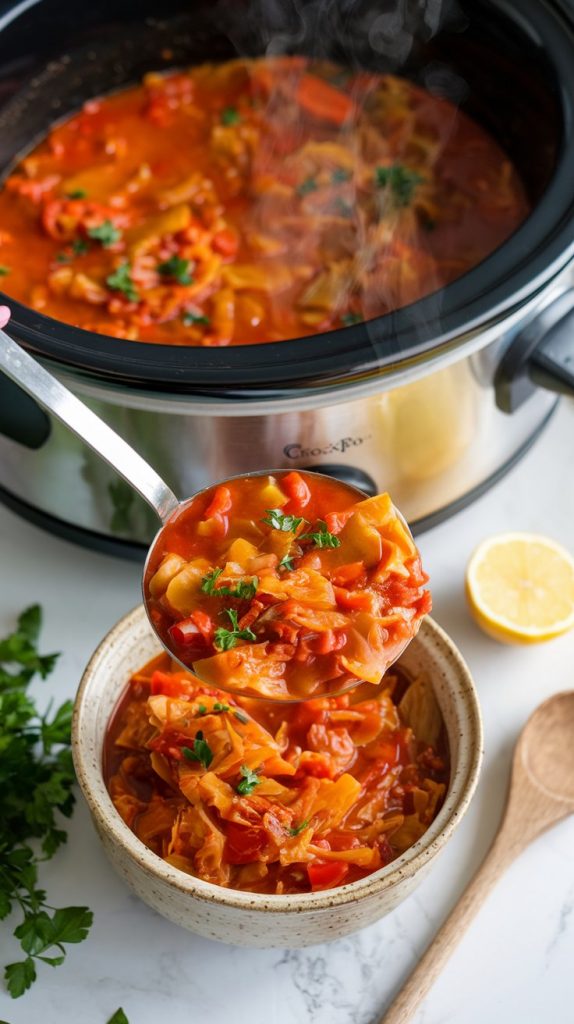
[0,317,179,523]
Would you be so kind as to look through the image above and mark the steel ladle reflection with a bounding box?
[0,306,420,702]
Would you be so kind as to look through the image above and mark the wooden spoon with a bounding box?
[380,690,574,1024]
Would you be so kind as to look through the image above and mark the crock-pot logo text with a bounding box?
[284,436,371,459]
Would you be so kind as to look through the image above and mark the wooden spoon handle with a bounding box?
[379,835,516,1024]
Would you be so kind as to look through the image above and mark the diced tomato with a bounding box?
[225,822,266,864]
[311,630,347,655]
[334,587,378,613]
[324,509,355,535]
[204,485,232,519]
[282,471,311,510]
[150,670,193,698]
[331,562,366,587]
[212,229,239,259]
[307,860,349,890]
[169,611,214,647]
[296,74,354,125]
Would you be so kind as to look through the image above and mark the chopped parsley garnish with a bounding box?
[288,819,310,837]
[221,106,240,125]
[158,255,194,285]
[0,605,93,997]
[236,765,261,795]
[262,509,307,533]
[297,176,318,197]
[300,520,341,549]
[72,239,89,256]
[375,164,424,207]
[182,731,213,769]
[183,310,210,326]
[201,568,258,601]
[0,265,11,276]
[214,609,256,652]
[341,312,362,326]
[66,189,87,199]
[331,168,351,183]
[278,554,295,572]
[106,262,139,302]
[55,252,71,264]
[233,709,249,724]
[87,219,122,247]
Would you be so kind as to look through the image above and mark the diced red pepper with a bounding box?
[169,610,214,646]
[324,509,355,535]
[212,228,239,259]
[307,860,349,890]
[225,822,266,864]
[331,561,366,587]
[204,485,232,519]
[150,670,192,698]
[282,471,311,510]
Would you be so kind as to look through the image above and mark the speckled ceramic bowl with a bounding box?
[72,605,482,948]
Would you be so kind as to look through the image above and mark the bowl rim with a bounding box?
[72,605,483,912]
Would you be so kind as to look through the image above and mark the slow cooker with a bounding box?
[1,0,573,558]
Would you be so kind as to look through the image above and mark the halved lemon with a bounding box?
[465,532,574,644]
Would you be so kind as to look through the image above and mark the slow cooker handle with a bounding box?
[495,289,574,413]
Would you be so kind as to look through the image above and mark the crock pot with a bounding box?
[1,0,573,558]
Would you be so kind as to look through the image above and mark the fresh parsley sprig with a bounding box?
[214,609,256,652]
[87,219,122,247]
[375,164,424,207]
[288,819,310,837]
[300,520,341,549]
[236,765,260,795]
[0,606,93,998]
[106,262,138,302]
[201,568,258,601]
[278,554,295,572]
[262,509,307,533]
[182,731,213,769]
[158,255,194,285]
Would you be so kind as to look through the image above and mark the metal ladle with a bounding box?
[0,307,418,701]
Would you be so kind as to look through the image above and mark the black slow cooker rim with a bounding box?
[2,0,574,395]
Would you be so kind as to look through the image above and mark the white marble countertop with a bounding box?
[1,400,573,1024]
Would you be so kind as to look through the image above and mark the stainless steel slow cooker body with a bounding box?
[1,0,574,556]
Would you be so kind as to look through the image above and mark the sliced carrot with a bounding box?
[282,471,311,510]
[204,485,232,519]
[296,74,354,125]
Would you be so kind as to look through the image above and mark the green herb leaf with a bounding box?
[297,176,318,197]
[278,554,295,572]
[87,219,122,247]
[375,164,424,207]
[341,312,362,326]
[262,509,307,533]
[196,703,208,716]
[158,255,194,285]
[221,106,240,125]
[334,196,353,218]
[331,168,351,183]
[236,765,260,795]
[288,819,310,837]
[183,310,210,326]
[5,958,36,998]
[201,569,257,601]
[55,252,72,264]
[72,239,89,256]
[300,520,341,549]
[233,709,249,724]
[182,731,213,769]
[107,1010,130,1024]
[106,262,139,302]
[66,189,87,199]
[0,266,11,277]
[214,608,256,652]
[0,607,93,998]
